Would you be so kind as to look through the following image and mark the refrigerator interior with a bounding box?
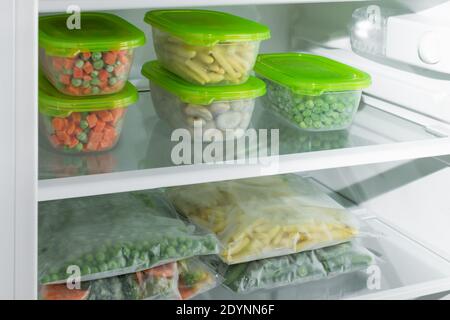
[31,0,450,300]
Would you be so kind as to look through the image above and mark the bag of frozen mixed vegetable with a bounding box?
[177,258,220,300]
[38,190,219,284]
[209,241,377,294]
[166,175,363,264]
[40,262,179,300]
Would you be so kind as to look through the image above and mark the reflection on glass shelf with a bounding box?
[39,92,440,180]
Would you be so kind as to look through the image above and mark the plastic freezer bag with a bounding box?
[177,258,220,300]
[40,262,179,300]
[166,175,360,264]
[38,190,219,284]
[213,242,376,294]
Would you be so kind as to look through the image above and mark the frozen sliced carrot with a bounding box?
[86,114,98,128]
[103,52,117,65]
[93,120,106,132]
[41,284,89,300]
[178,287,196,300]
[97,110,114,122]
[52,118,65,131]
[73,67,83,79]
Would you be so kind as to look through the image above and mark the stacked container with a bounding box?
[142,9,271,141]
[38,12,146,153]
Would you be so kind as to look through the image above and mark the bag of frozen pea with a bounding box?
[38,190,220,284]
[166,175,365,264]
[208,241,377,294]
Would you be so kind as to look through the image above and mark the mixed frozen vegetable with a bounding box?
[216,242,376,293]
[177,258,219,300]
[38,190,219,284]
[41,50,134,96]
[166,175,360,264]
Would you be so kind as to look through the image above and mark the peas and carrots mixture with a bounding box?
[41,108,126,153]
[42,50,133,96]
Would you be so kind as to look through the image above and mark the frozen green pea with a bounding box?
[299,121,307,128]
[96,252,106,262]
[305,100,315,109]
[63,68,73,75]
[79,120,89,130]
[91,78,101,85]
[71,78,82,87]
[105,65,114,73]
[74,143,83,152]
[91,70,99,78]
[302,110,312,117]
[311,113,320,121]
[93,60,104,70]
[82,80,91,88]
[92,52,102,61]
[76,132,87,143]
[75,59,84,68]
[108,77,117,86]
[91,86,100,94]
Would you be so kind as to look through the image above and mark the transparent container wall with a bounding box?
[350,6,395,57]
[149,82,255,141]
[39,108,127,154]
[260,77,362,132]
[152,28,260,86]
[40,48,134,96]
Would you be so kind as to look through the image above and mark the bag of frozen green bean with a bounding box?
[209,242,376,294]
[38,190,220,284]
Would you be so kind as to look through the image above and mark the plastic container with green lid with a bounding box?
[39,12,146,96]
[39,75,138,153]
[144,9,270,86]
[142,60,266,141]
[254,53,372,131]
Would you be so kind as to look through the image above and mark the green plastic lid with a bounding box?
[254,53,372,96]
[144,9,270,46]
[39,13,146,57]
[39,75,139,117]
[141,61,266,105]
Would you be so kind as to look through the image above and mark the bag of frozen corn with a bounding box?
[209,241,377,294]
[166,175,361,264]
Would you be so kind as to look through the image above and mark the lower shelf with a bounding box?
[195,216,450,300]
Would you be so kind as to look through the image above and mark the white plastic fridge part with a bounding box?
[351,3,450,74]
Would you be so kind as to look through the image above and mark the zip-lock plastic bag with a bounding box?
[40,262,179,300]
[166,175,361,264]
[210,241,376,294]
[38,190,219,284]
[177,258,221,300]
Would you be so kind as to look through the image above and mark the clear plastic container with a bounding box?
[39,13,145,96]
[255,53,371,131]
[142,61,266,142]
[39,75,138,154]
[144,9,270,85]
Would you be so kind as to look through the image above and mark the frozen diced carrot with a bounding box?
[55,130,70,144]
[94,120,106,132]
[118,55,129,65]
[63,58,74,70]
[49,135,61,146]
[59,74,71,85]
[89,131,103,144]
[74,127,83,135]
[99,139,113,150]
[97,110,113,122]
[83,61,93,74]
[82,87,92,95]
[98,69,109,81]
[70,113,81,124]
[113,64,126,77]
[66,122,76,135]
[103,125,116,140]
[86,114,98,128]
[98,80,108,89]
[51,118,65,131]
[66,86,81,95]
[103,52,117,65]
[73,67,83,79]
[68,137,79,148]
[81,52,91,60]
[86,141,99,151]
[82,75,92,81]
[52,57,64,71]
